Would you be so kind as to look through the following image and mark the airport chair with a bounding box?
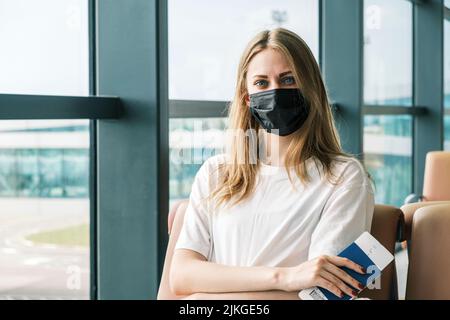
[402,151,450,241]
[158,200,403,300]
[405,203,450,299]
[359,205,404,300]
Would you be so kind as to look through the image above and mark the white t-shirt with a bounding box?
[175,153,375,267]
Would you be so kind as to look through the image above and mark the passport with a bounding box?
[298,232,394,300]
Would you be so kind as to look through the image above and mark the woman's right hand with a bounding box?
[278,255,366,298]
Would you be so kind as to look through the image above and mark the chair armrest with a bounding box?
[404,193,423,205]
[401,201,450,240]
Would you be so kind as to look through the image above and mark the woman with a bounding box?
[167,28,374,300]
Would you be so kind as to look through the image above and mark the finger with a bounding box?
[324,262,364,291]
[327,256,366,274]
[316,277,343,298]
[321,269,357,298]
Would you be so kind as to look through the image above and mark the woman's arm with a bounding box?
[170,249,282,295]
[157,202,189,300]
[183,291,300,300]
[170,249,366,298]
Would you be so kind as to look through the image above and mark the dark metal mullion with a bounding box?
[0,94,123,119]
[169,100,228,118]
[408,0,429,5]
[88,0,98,301]
[96,0,162,299]
[411,0,418,198]
[411,0,450,20]
[362,105,428,115]
[88,122,98,300]
[318,0,323,69]
[156,0,169,287]
[321,0,364,157]
[413,0,444,197]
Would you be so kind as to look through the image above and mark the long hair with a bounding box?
[207,28,350,210]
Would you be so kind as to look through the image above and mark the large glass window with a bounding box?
[0,0,89,96]
[169,118,227,204]
[168,0,319,101]
[364,115,412,206]
[168,0,320,203]
[364,0,413,106]
[363,0,413,207]
[0,0,90,299]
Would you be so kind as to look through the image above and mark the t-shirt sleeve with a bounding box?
[308,160,375,260]
[174,157,216,259]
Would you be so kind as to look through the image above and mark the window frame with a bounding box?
[0,0,446,299]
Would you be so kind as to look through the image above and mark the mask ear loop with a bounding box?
[248,111,263,166]
[246,93,261,166]
[246,110,254,166]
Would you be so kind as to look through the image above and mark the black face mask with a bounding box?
[249,88,309,136]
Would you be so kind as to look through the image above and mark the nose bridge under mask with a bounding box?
[249,88,309,136]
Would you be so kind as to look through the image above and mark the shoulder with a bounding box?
[199,153,229,173]
[203,153,229,167]
[331,156,373,191]
[195,153,229,183]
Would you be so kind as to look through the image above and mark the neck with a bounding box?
[261,131,293,166]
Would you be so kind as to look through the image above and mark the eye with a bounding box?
[281,76,296,85]
[254,79,269,87]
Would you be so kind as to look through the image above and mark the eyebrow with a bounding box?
[252,71,293,79]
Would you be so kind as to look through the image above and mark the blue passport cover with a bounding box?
[318,243,381,300]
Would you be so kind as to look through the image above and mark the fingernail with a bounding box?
[352,290,358,297]
[358,283,364,290]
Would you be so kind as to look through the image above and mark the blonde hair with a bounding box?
[208,28,350,210]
